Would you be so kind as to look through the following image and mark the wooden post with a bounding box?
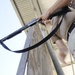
[27,25,53,75]
[16,28,34,75]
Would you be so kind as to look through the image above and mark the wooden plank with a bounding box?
[16,28,34,75]
[27,25,53,75]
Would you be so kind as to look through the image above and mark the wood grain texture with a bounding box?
[27,25,53,75]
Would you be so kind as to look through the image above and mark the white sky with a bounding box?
[0,0,26,75]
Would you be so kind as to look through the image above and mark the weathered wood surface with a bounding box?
[27,25,53,75]
[16,28,34,75]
